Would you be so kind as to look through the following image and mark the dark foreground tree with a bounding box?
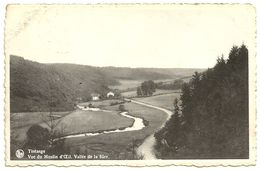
[23,124,67,159]
[155,44,249,159]
[26,125,50,149]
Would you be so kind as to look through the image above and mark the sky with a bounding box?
[5,4,255,68]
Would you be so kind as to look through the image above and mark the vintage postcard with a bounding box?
[4,4,256,166]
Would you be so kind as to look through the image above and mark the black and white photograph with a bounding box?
[4,4,256,166]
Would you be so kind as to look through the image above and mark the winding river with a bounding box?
[56,105,145,140]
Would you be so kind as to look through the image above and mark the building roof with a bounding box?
[91,93,100,97]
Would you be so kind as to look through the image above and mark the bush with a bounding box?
[143,119,149,126]
[26,125,50,149]
[119,104,126,112]
[23,124,68,157]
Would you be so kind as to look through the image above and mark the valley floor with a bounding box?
[11,91,181,160]
[63,102,169,159]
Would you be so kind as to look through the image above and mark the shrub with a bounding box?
[26,125,50,149]
[119,104,126,112]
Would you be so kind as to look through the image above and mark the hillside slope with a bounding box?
[10,55,116,112]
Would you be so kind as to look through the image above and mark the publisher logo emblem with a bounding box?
[15,149,24,159]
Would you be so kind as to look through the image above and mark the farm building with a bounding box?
[76,97,82,102]
[91,93,100,101]
[107,91,115,98]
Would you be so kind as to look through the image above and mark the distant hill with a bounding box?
[99,67,204,81]
[10,55,204,112]
[99,67,173,80]
[138,68,205,79]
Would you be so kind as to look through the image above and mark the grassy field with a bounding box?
[121,90,136,97]
[79,99,124,109]
[11,111,71,129]
[11,109,134,142]
[109,80,143,90]
[52,110,134,136]
[63,102,168,159]
[133,92,181,111]
[121,89,181,98]
[109,79,178,91]
[11,111,71,142]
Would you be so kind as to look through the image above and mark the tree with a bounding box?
[156,79,184,90]
[137,87,142,96]
[180,83,192,126]
[25,125,50,149]
[190,71,201,92]
[138,80,156,96]
[147,80,156,94]
[162,98,181,150]
[41,112,63,142]
[24,124,67,157]
[173,98,180,116]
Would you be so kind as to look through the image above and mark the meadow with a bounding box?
[11,108,134,142]
[11,111,71,142]
[52,110,134,136]
[109,79,178,91]
[121,89,181,98]
[79,99,124,108]
[133,92,181,111]
[109,80,143,90]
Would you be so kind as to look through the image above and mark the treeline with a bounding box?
[136,79,184,97]
[155,44,249,159]
[136,80,156,96]
[156,79,184,90]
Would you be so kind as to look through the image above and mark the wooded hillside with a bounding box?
[10,56,115,112]
[155,44,249,159]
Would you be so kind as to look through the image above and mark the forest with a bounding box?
[156,79,184,90]
[155,44,249,159]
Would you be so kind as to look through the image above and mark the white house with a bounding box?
[91,93,100,101]
[107,91,115,98]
